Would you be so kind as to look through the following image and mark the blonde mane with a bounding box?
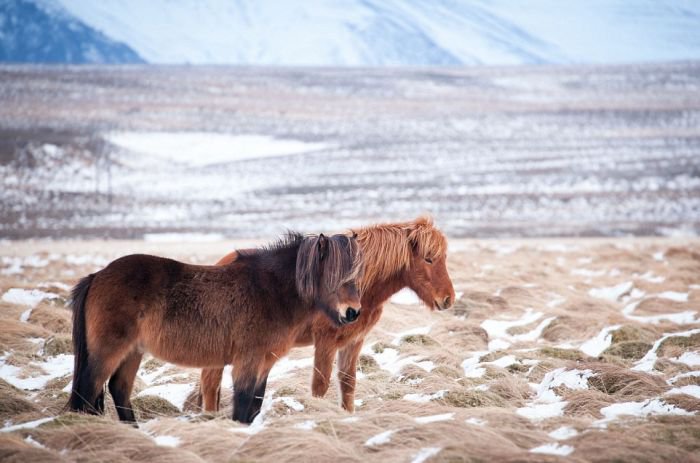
[352,216,447,291]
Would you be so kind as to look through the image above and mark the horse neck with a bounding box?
[361,269,408,309]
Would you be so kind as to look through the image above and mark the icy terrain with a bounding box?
[1,63,698,239]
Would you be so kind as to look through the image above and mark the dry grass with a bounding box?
[0,238,698,462]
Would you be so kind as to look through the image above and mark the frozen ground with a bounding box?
[0,237,698,462]
[0,62,699,239]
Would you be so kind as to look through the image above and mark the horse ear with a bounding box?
[318,233,328,260]
[351,231,358,239]
[404,227,420,254]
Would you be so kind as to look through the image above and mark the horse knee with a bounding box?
[312,373,330,397]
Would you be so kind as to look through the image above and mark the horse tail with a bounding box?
[67,273,95,412]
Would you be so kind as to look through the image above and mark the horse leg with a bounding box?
[337,339,364,412]
[311,338,337,397]
[231,368,257,424]
[200,367,224,412]
[108,350,143,423]
[249,373,269,421]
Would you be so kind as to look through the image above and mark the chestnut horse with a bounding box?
[67,232,362,424]
[199,217,454,412]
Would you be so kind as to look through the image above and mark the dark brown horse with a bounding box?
[199,217,455,412]
[67,232,362,424]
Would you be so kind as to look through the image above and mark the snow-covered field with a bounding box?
[0,237,698,462]
[1,62,699,239]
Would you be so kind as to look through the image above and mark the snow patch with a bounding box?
[530,443,574,456]
[137,383,193,410]
[595,398,693,427]
[107,132,329,167]
[1,417,55,433]
[548,426,578,440]
[2,288,57,308]
[415,413,454,424]
[411,447,442,463]
[633,329,700,372]
[153,435,180,447]
[390,288,422,306]
[588,282,632,302]
[364,430,396,446]
[580,325,621,357]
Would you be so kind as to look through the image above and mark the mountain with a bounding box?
[0,0,143,63]
[3,0,700,65]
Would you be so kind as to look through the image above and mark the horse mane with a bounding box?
[296,233,363,303]
[352,216,447,291]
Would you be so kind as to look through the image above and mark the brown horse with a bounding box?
[67,232,362,424]
[199,217,455,412]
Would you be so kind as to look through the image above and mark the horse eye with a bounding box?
[425,257,433,264]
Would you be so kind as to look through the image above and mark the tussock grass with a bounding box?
[602,341,652,360]
[583,363,668,398]
[2,238,699,462]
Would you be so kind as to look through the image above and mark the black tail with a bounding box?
[67,274,96,412]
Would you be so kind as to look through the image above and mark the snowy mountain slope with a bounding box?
[0,0,143,63]
[48,0,700,65]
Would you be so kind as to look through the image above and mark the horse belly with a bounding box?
[139,314,233,368]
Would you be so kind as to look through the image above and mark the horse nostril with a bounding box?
[443,296,451,308]
[345,307,360,322]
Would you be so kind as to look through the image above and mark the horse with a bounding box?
[199,216,455,412]
[67,232,363,424]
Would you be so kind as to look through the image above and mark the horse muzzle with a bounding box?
[340,307,361,324]
[434,295,453,311]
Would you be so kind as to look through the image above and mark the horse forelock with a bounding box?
[296,234,362,303]
[354,216,447,290]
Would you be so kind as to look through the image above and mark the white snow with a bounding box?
[2,288,57,308]
[480,308,551,351]
[143,233,225,243]
[667,385,700,399]
[516,401,568,420]
[268,356,314,381]
[1,417,55,433]
[137,383,194,410]
[622,300,697,325]
[403,390,447,403]
[465,417,487,426]
[390,288,422,306]
[19,309,33,323]
[0,353,73,390]
[672,352,700,367]
[633,329,700,372]
[517,368,592,421]
[411,447,442,463]
[278,397,304,412]
[580,325,621,357]
[588,282,632,302]
[415,413,454,424]
[368,346,433,376]
[548,426,578,440]
[595,398,693,427]
[668,371,700,384]
[657,291,689,302]
[106,132,328,167]
[153,435,180,447]
[530,443,575,456]
[364,430,396,446]
[293,420,317,430]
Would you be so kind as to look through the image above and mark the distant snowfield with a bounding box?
[106,132,329,167]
